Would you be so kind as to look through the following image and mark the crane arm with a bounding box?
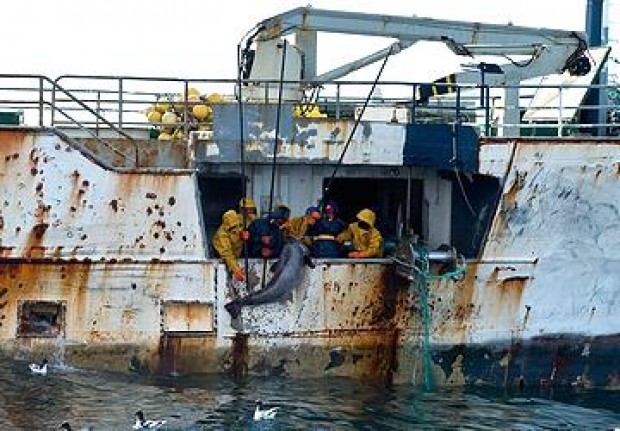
[257,7,586,59]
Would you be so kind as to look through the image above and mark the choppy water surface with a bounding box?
[1,357,620,430]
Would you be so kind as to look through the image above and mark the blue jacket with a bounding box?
[247,217,284,258]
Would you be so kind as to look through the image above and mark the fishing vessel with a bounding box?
[0,4,619,389]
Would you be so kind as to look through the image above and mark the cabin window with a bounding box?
[17,301,65,338]
[323,177,423,254]
[197,173,245,256]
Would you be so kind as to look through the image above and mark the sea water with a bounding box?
[1,356,620,430]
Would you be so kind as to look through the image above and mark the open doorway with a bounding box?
[197,173,245,255]
[323,177,423,253]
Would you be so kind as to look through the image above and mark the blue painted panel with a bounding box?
[404,124,479,172]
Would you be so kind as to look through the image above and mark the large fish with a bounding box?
[225,240,315,319]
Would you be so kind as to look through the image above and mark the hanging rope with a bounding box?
[233,23,267,296]
[320,45,394,206]
[236,42,249,296]
[261,40,288,291]
[453,168,477,217]
[451,88,477,218]
[233,24,269,297]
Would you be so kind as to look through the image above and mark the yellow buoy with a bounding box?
[173,91,202,112]
[192,104,212,120]
[188,87,201,98]
[161,111,179,125]
[172,93,188,113]
[155,97,171,113]
[206,93,224,104]
[158,131,173,140]
[147,109,162,124]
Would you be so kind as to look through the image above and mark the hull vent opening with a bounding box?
[17,301,66,338]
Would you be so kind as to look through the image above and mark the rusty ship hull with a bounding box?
[1,122,619,389]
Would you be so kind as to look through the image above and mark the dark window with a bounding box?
[323,177,423,254]
[197,173,245,255]
[449,173,501,258]
[17,301,65,338]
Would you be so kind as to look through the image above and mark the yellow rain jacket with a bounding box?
[213,210,244,273]
[238,197,258,228]
[337,209,383,257]
[285,216,314,243]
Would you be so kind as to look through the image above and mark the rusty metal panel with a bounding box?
[0,261,215,345]
[433,140,620,346]
[81,138,190,169]
[429,262,535,345]
[162,301,214,332]
[0,130,206,260]
[216,260,410,339]
[5,126,620,384]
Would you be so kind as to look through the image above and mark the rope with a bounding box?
[236,43,249,296]
[261,40,288,291]
[320,45,394,205]
[234,23,266,296]
[453,168,477,217]
[451,89,477,218]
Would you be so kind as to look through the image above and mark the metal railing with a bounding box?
[0,74,136,163]
[1,73,619,142]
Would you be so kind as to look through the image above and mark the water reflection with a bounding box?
[0,356,619,430]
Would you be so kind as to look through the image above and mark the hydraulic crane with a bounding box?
[239,7,593,136]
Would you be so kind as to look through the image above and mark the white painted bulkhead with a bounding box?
[434,140,620,346]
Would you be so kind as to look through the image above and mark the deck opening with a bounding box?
[17,301,65,338]
[197,173,245,254]
[323,177,423,253]
[448,173,501,258]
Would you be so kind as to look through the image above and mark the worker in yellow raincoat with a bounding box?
[213,209,246,282]
[238,197,257,227]
[337,208,383,258]
[284,206,321,243]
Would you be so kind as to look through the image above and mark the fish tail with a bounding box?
[224,300,242,319]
